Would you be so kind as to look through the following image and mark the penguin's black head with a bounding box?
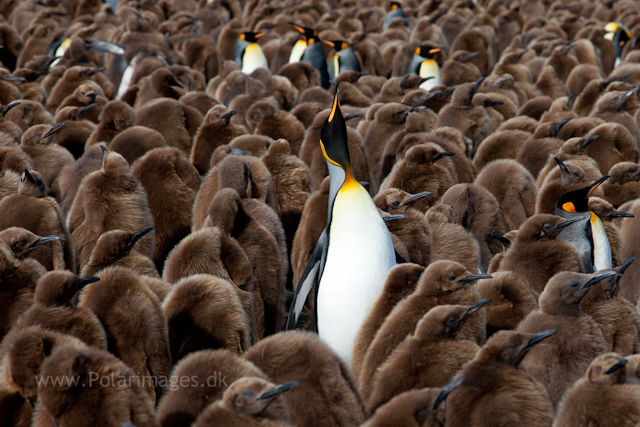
[388,1,402,10]
[605,22,632,57]
[323,40,350,51]
[239,31,266,43]
[320,85,351,169]
[556,175,610,213]
[415,45,441,59]
[290,23,319,43]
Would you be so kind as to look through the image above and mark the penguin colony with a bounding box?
[4,0,640,425]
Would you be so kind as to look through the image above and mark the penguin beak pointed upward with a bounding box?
[587,175,610,198]
[583,271,616,290]
[320,84,351,171]
[605,358,628,375]
[431,377,467,411]
[521,329,558,355]
[461,298,492,322]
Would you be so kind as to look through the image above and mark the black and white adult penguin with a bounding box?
[322,40,361,82]
[234,31,268,75]
[556,176,612,273]
[407,45,442,92]
[604,22,632,69]
[286,86,397,365]
[382,1,407,32]
[46,37,125,69]
[289,23,330,89]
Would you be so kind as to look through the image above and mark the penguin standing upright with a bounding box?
[234,31,268,75]
[556,176,613,273]
[604,22,632,69]
[289,24,330,89]
[408,45,442,91]
[286,86,396,365]
[322,40,361,82]
[382,1,407,32]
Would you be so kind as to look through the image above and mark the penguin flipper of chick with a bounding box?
[286,228,328,332]
[85,40,125,55]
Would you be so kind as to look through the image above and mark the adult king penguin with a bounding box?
[286,85,397,365]
[556,176,612,273]
[234,31,268,75]
[289,24,330,89]
[322,40,361,82]
[604,22,632,69]
[408,45,442,92]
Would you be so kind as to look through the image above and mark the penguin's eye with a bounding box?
[540,224,553,236]
[569,281,581,289]
[447,317,457,326]
[235,399,243,407]
[508,345,518,353]
[447,275,456,281]
[391,201,400,207]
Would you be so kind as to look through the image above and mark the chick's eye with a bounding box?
[447,317,457,326]
[508,345,518,353]
[391,201,400,207]
[447,275,456,281]
[236,399,243,406]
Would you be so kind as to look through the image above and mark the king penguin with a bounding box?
[234,31,268,75]
[322,40,361,82]
[286,85,397,365]
[604,22,632,69]
[382,1,407,32]
[408,45,442,92]
[289,23,330,89]
[556,176,613,273]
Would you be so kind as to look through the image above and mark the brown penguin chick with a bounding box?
[516,119,570,179]
[602,162,640,208]
[565,64,603,98]
[135,98,203,157]
[0,227,61,264]
[131,147,200,270]
[244,331,367,427]
[46,67,110,115]
[360,261,490,399]
[193,377,296,427]
[19,123,74,200]
[133,68,187,109]
[57,143,104,216]
[298,108,369,192]
[373,188,432,266]
[3,100,53,132]
[475,159,537,230]
[619,200,640,305]
[380,143,456,212]
[498,214,583,293]
[588,197,631,267]
[0,240,46,342]
[260,139,312,261]
[517,271,612,408]
[68,148,155,270]
[363,378,465,427]
[472,129,532,172]
[441,50,483,87]
[156,349,268,427]
[590,90,640,144]
[86,100,136,148]
[246,101,305,156]
[80,228,158,278]
[554,353,640,427]
[425,203,482,273]
[53,104,98,159]
[583,123,639,175]
[441,184,508,273]
[445,329,556,427]
[544,44,579,83]
[436,79,491,155]
[107,125,168,165]
[55,83,106,123]
[190,106,246,175]
[519,96,554,121]
[163,274,250,363]
[12,271,106,349]
[79,266,171,403]
[32,344,157,427]
[535,158,598,215]
[476,271,538,337]
[0,168,19,198]
[536,135,602,188]
[367,301,489,412]
[0,169,74,272]
[580,257,640,355]
[206,188,284,337]
[352,263,425,381]
[534,65,568,99]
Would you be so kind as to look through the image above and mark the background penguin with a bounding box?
[535,157,599,215]
[407,45,442,91]
[367,301,489,413]
[235,31,268,75]
[13,271,106,350]
[289,24,330,90]
[445,329,557,427]
[588,196,632,267]
[323,40,361,83]
[0,227,61,264]
[34,344,157,427]
[517,271,613,408]
[243,331,367,427]
[555,176,612,273]
[382,1,407,32]
[602,162,640,208]
[108,125,168,165]
[604,22,632,69]
[86,100,136,148]
[57,144,105,217]
[192,377,296,427]
[499,214,584,293]
[287,88,396,367]
[554,353,640,427]
[79,266,171,403]
[162,274,250,362]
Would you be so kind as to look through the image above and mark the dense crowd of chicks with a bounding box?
[2,0,640,425]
